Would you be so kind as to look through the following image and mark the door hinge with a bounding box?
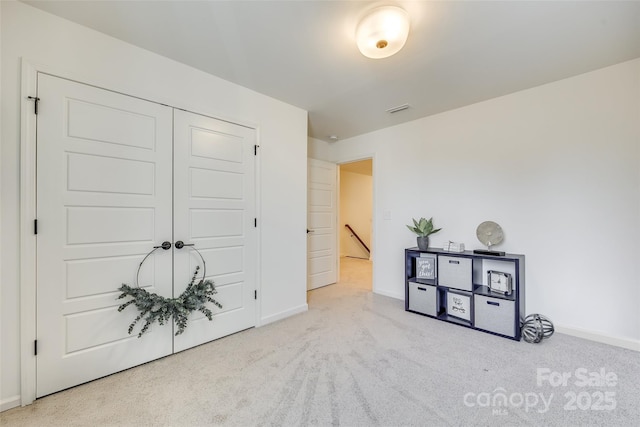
[34,340,38,356]
[27,96,40,115]
[34,219,38,235]
[254,144,259,155]
[254,290,257,300]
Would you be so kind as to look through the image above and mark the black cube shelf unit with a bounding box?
[405,247,525,341]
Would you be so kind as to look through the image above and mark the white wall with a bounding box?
[332,59,640,349]
[1,1,308,409]
[340,170,372,258]
[307,137,333,161]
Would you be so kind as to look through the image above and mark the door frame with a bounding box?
[19,60,262,406]
[336,154,376,291]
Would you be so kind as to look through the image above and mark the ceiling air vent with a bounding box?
[386,103,410,114]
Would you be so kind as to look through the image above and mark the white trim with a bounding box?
[260,304,308,326]
[374,289,404,301]
[18,58,265,406]
[555,325,640,352]
[334,166,341,282]
[19,59,38,407]
[0,395,21,412]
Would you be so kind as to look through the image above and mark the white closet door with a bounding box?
[36,74,174,397]
[172,110,257,352]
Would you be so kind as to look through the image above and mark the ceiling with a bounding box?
[341,159,372,176]
[24,1,640,143]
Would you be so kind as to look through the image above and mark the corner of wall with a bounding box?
[307,137,335,162]
[260,303,308,327]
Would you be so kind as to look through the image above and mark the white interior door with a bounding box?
[36,73,174,397]
[35,75,258,396]
[307,159,337,290]
[172,110,257,352]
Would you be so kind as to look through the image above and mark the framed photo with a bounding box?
[447,291,471,321]
[416,254,436,280]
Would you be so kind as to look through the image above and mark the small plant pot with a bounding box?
[417,236,429,250]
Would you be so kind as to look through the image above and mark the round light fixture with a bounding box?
[356,5,410,59]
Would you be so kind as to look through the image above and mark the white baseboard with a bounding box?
[555,325,640,352]
[1,395,21,413]
[260,303,308,326]
[373,288,404,300]
[366,290,640,352]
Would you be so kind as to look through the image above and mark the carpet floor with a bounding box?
[2,258,638,426]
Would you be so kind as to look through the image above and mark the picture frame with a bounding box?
[416,254,436,280]
[447,291,471,321]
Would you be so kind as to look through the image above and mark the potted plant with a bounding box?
[406,217,442,250]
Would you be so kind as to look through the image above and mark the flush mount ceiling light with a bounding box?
[356,5,410,59]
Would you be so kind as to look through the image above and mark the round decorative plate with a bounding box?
[476,221,504,248]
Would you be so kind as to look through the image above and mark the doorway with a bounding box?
[338,159,373,291]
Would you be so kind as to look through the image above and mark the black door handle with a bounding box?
[175,240,195,249]
[153,241,172,250]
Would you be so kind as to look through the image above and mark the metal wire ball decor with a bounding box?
[521,314,554,343]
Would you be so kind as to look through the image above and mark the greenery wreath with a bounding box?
[117,245,222,338]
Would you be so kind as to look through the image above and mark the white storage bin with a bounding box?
[408,282,438,317]
[474,295,516,337]
[438,255,472,291]
[446,290,472,322]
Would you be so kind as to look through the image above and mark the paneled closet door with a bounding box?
[36,74,174,397]
[35,74,258,397]
[172,110,257,352]
[307,159,337,290]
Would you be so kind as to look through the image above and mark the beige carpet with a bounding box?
[2,262,639,426]
[339,256,372,291]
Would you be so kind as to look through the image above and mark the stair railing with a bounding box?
[345,224,370,254]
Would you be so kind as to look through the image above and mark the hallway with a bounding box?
[338,256,372,291]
